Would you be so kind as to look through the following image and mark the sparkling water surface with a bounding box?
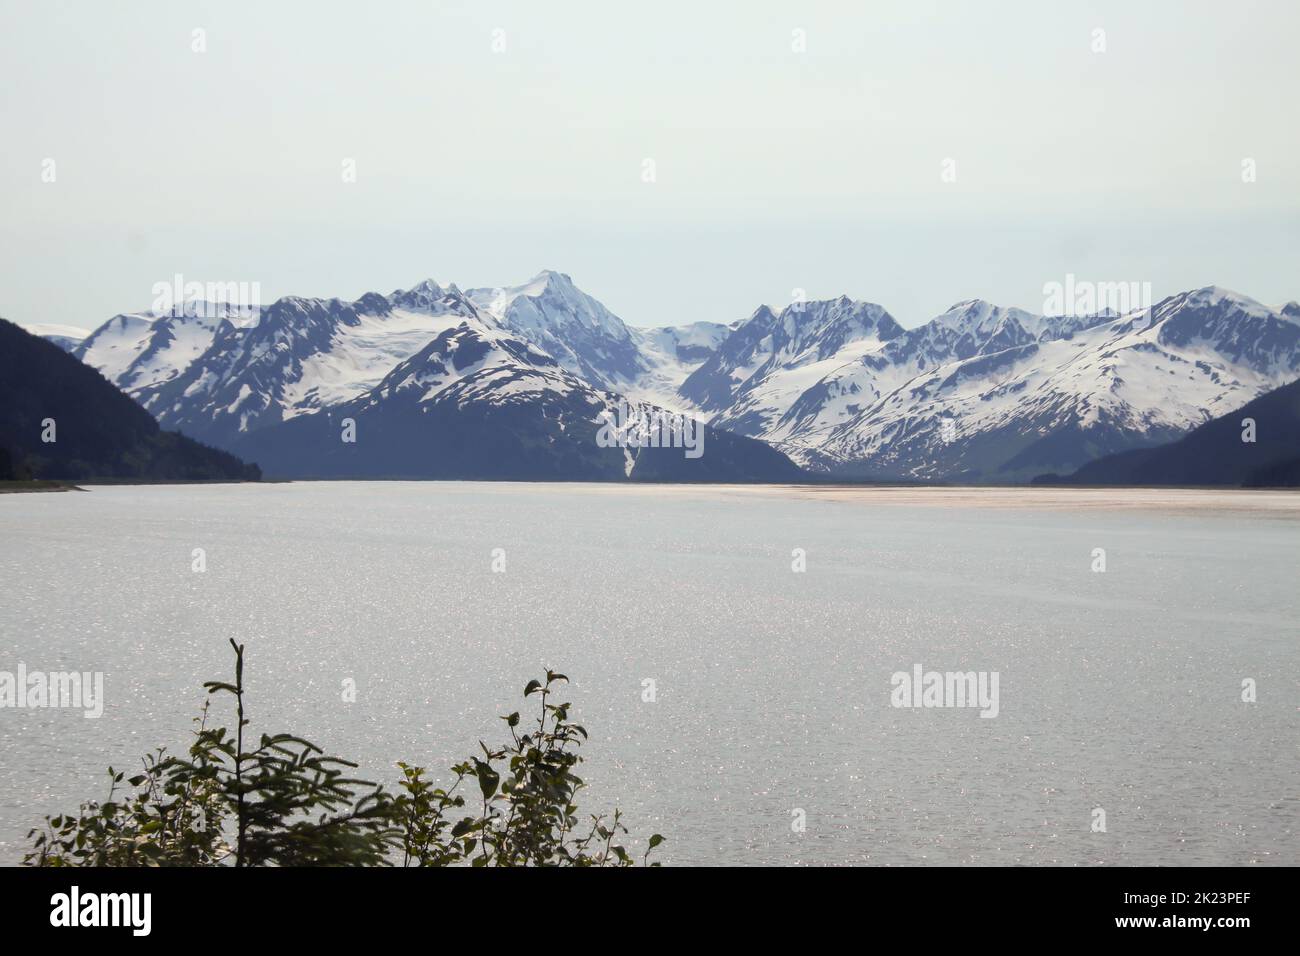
[1,482,1296,866]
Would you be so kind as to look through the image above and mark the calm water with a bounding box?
[1,482,1296,866]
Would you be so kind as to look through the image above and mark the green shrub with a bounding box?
[25,639,662,867]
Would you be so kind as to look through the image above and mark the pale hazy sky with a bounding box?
[2,0,1297,331]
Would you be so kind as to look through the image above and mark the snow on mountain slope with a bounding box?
[117,312,237,391]
[782,288,1300,480]
[465,270,734,413]
[358,320,563,409]
[678,296,905,437]
[765,300,1117,445]
[226,319,801,482]
[75,303,257,391]
[138,283,486,444]
[55,271,1300,484]
[635,321,732,365]
[357,320,704,468]
[467,270,669,400]
[65,271,726,438]
[623,321,731,414]
[73,313,157,384]
[19,322,88,352]
[273,289,485,414]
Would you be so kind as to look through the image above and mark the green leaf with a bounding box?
[475,760,500,800]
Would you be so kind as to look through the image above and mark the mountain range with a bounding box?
[27,271,1300,483]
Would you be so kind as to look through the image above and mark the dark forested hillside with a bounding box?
[0,318,260,482]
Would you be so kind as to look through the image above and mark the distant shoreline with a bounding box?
[5,478,1297,517]
[0,480,83,494]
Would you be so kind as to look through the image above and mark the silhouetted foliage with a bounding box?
[25,640,661,867]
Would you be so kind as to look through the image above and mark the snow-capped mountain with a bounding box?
[59,273,794,481]
[463,270,731,414]
[756,300,1122,463]
[467,271,654,395]
[467,271,644,388]
[679,297,906,437]
[226,320,799,481]
[75,303,254,393]
[136,284,484,444]
[70,270,728,448]
[61,271,1300,483]
[706,287,1300,481]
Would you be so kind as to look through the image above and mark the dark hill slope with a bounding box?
[0,318,259,481]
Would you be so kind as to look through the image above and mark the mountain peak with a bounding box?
[391,278,448,300]
[388,278,478,316]
[512,269,578,300]
[1179,285,1263,311]
[1189,284,1244,299]
[775,295,893,326]
[945,298,997,313]
[934,299,1011,330]
[1156,286,1274,322]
